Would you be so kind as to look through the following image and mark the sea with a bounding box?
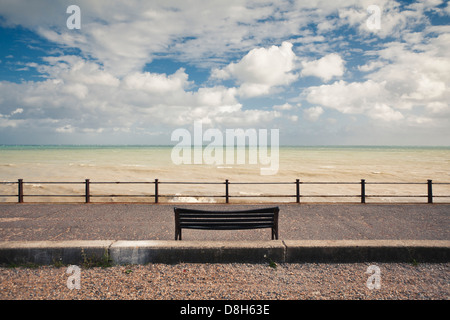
[1,145,449,203]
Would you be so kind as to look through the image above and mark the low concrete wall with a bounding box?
[284,240,450,263]
[0,240,449,265]
[110,241,285,264]
[0,241,112,265]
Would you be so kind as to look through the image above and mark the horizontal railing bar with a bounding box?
[298,195,360,197]
[22,195,84,197]
[231,182,295,185]
[301,182,361,184]
[166,194,294,198]
[23,182,85,184]
[90,195,154,197]
[365,182,427,185]
[90,181,155,184]
[229,195,295,197]
[159,194,225,198]
[159,182,224,185]
[366,195,427,197]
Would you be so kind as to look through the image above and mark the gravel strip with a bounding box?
[0,262,448,300]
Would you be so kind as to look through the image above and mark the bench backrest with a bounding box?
[174,207,279,240]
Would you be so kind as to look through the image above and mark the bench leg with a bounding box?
[175,228,182,240]
[272,228,278,240]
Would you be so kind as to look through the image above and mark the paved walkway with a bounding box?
[0,203,448,241]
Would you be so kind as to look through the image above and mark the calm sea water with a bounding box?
[1,145,449,203]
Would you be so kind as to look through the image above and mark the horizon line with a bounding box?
[1,144,450,148]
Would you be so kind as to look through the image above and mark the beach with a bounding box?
[1,145,449,203]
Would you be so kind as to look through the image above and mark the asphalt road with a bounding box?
[0,203,448,241]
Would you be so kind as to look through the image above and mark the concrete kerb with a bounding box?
[110,241,286,264]
[0,241,113,266]
[283,240,450,263]
[0,240,449,266]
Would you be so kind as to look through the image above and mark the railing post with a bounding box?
[155,179,159,203]
[225,179,229,204]
[361,179,366,204]
[18,179,23,203]
[85,179,90,203]
[427,179,433,204]
[296,179,300,203]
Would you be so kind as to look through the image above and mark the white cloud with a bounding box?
[304,30,450,126]
[303,106,324,122]
[301,53,345,82]
[426,102,449,115]
[62,83,89,100]
[366,38,450,115]
[211,42,299,97]
[11,108,23,115]
[368,103,404,122]
[446,2,450,15]
[305,79,389,115]
[0,52,284,135]
[338,0,427,38]
[0,1,312,76]
[0,0,449,145]
[123,68,190,94]
[273,103,293,111]
[358,60,385,72]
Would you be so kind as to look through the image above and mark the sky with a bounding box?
[0,0,449,146]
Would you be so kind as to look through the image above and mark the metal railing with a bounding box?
[1,178,449,204]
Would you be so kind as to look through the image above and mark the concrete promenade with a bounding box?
[0,203,449,264]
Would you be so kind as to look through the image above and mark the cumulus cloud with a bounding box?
[446,2,450,15]
[337,0,428,38]
[0,52,283,136]
[123,69,190,94]
[305,42,449,126]
[0,0,314,76]
[303,106,324,122]
[211,42,299,97]
[0,0,449,144]
[301,53,345,82]
[304,78,414,124]
[305,80,389,115]
[426,102,449,115]
[368,103,404,122]
[273,103,294,111]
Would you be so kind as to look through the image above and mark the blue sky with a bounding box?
[0,0,449,145]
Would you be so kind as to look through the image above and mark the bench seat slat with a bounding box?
[180,218,274,223]
[179,214,275,218]
[181,225,274,230]
[176,209,276,214]
[180,221,275,225]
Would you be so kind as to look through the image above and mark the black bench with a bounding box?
[174,207,279,240]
